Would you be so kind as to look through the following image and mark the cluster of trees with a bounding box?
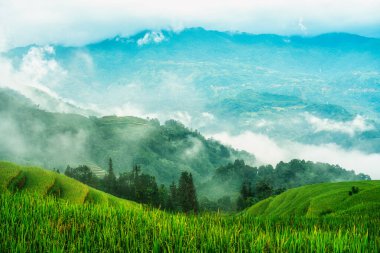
[65,158,199,213]
[236,181,286,210]
[65,157,371,213]
[198,159,370,211]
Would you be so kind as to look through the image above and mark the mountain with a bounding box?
[0,88,254,184]
[3,28,380,155]
[246,180,380,217]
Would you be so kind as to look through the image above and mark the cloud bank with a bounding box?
[1,0,380,50]
[305,114,374,137]
[210,131,380,179]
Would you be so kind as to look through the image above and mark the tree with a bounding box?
[104,158,117,194]
[158,184,168,209]
[178,172,198,213]
[64,165,98,188]
[167,181,178,212]
[237,181,254,211]
[255,180,273,201]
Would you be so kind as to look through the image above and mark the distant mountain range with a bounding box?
[1,28,379,177]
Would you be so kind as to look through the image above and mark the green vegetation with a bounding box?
[0,89,253,184]
[0,161,139,208]
[65,161,199,213]
[246,180,380,217]
[1,192,378,252]
[200,159,369,210]
[1,162,379,252]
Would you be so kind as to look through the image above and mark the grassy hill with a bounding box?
[246,180,380,217]
[0,161,379,252]
[0,161,139,208]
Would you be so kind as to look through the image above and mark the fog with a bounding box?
[210,131,380,179]
[0,112,89,169]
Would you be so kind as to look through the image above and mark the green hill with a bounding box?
[0,88,254,184]
[246,180,380,217]
[0,161,139,208]
[1,161,379,252]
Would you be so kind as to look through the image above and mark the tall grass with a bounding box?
[1,192,378,252]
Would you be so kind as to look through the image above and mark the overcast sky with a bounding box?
[0,0,380,50]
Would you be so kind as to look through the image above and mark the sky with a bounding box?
[1,0,380,51]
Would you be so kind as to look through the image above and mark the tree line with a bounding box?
[65,158,199,213]
[199,159,370,211]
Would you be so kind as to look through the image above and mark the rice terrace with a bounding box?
[0,162,379,252]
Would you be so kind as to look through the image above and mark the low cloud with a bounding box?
[210,131,380,179]
[137,31,166,46]
[0,47,97,115]
[20,45,66,87]
[0,112,89,168]
[182,137,204,160]
[305,113,374,136]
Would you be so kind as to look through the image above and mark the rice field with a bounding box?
[1,162,379,252]
[0,192,379,253]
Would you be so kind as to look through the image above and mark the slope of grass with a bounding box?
[0,161,22,191]
[0,192,378,252]
[246,180,380,217]
[0,161,139,209]
[0,161,379,252]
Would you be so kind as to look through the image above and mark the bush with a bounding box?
[349,186,359,196]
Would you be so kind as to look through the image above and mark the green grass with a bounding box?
[0,192,378,252]
[246,180,380,217]
[0,161,139,208]
[0,161,22,191]
[0,161,379,252]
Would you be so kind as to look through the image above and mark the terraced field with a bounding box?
[1,161,379,252]
[0,161,139,208]
[246,180,380,217]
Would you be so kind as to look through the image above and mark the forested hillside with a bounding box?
[198,159,370,211]
[0,89,253,184]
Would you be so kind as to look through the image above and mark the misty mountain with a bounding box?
[1,28,380,177]
[0,88,253,184]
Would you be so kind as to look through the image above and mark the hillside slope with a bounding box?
[0,161,139,208]
[0,89,253,184]
[246,180,380,217]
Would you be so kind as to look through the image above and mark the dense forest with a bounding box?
[65,158,199,213]
[64,158,369,212]
[199,159,369,211]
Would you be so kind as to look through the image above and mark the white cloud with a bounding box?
[0,47,95,115]
[0,0,380,50]
[298,17,308,35]
[137,31,166,46]
[20,46,66,86]
[305,113,374,136]
[170,111,193,126]
[210,131,380,179]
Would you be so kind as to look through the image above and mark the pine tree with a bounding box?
[104,158,117,194]
[237,181,253,211]
[187,173,199,213]
[178,171,198,213]
[167,181,178,211]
